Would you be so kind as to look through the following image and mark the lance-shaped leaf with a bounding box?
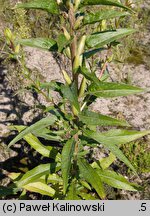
[23,133,59,159]
[87,82,144,98]
[96,169,140,191]
[80,0,132,11]
[40,174,63,185]
[78,159,106,199]
[8,116,57,147]
[61,138,76,194]
[19,38,57,51]
[83,48,105,59]
[16,0,59,14]
[86,29,136,48]
[88,129,150,145]
[8,172,22,181]
[33,128,62,142]
[16,163,58,188]
[84,129,150,172]
[61,82,80,112]
[83,10,130,25]
[9,126,60,160]
[12,173,63,185]
[79,110,130,127]
[91,153,116,170]
[100,153,116,170]
[80,180,91,190]
[23,182,55,197]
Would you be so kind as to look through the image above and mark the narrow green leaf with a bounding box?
[33,128,62,142]
[23,182,55,197]
[83,48,105,59]
[100,153,116,170]
[19,189,27,200]
[16,163,57,188]
[92,129,150,146]
[86,130,134,170]
[16,0,59,14]
[19,38,57,51]
[79,110,130,127]
[8,172,22,181]
[86,29,136,48]
[79,180,91,190]
[61,83,80,111]
[78,159,106,199]
[65,180,81,200]
[9,126,60,160]
[87,81,144,97]
[61,138,76,194]
[8,116,57,147]
[96,169,140,191]
[83,10,130,25]
[81,0,132,11]
[40,174,63,185]
[84,129,150,172]
[23,133,58,159]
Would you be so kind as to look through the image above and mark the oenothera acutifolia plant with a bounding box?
[2,0,150,199]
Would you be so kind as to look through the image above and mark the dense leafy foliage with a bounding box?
[2,0,149,200]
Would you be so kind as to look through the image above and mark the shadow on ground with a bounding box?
[0,59,52,192]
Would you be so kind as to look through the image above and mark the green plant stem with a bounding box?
[68,4,78,88]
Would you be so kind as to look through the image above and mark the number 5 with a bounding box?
[141,203,146,211]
